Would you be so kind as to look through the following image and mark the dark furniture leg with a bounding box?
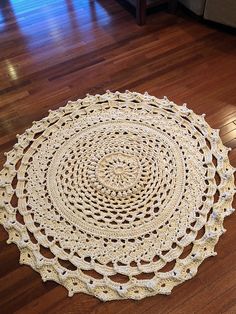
[136,0,146,25]
[136,0,177,25]
[168,0,178,13]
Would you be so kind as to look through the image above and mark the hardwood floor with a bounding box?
[0,0,236,313]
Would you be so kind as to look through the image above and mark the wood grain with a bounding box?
[0,1,236,313]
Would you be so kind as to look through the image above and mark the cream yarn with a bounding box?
[0,91,235,301]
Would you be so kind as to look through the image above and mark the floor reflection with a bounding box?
[0,1,112,48]
[0,1,113,84]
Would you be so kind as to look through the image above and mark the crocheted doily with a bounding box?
[0,91,235,301]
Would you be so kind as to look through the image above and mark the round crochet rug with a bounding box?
[0,91,235,301]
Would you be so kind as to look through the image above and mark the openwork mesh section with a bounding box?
[0,91,235,301]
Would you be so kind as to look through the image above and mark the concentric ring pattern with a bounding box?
[0,91,235,301]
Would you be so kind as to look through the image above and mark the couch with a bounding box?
[179,0,236,28]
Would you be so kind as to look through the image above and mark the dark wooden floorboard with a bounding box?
[0,0,236,313]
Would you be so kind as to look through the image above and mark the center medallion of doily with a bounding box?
[47,120,186,238]
[96,153,141,193]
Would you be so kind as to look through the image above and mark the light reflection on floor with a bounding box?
[0,0,112,48]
